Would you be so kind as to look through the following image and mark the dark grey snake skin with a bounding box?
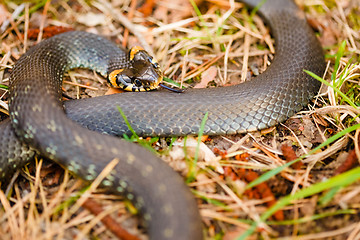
[0,0,325,239]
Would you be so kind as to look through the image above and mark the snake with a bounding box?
[0,0,325,239]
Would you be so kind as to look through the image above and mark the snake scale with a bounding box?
[0,0,325,239]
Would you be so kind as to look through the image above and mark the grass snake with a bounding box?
[0,0,325,239]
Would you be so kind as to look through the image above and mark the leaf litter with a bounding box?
[0,0,359,239]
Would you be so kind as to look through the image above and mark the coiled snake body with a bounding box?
[0,0,325,239]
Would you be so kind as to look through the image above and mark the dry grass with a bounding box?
[0,0,360,239]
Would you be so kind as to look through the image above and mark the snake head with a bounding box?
[108,46,163,92]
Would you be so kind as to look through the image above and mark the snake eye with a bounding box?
[134,79,142,87]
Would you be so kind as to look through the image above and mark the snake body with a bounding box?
[0,0,325,239]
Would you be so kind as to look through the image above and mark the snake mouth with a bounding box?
[123,75,163,92]
[108,68,162,92]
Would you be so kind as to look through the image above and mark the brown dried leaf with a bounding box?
[105,88,124,95]
[194,66,217,89]
[319,25,338,47]
[308,17,338,47]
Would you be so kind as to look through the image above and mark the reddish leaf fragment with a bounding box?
[138,0,155,17]
[235,153,250,161]
[226,163,284,221]
[82,198,140,240]
[335,149,359,175]
[281,144,303,170]
[27,26,74,40]
[213,147,227,158]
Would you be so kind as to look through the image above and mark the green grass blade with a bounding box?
[189,0,206,26]
[263,167,360,220]
[116,106,159,154]
[266,209,355,225]
[116,106,138,139]
[246,123,360,190]
[194,112,209,163]
[304,70,357,108]
[0,84,8,90]
[163,77,184,88]
[239,123,360,239]
[318,186,341,205]
[238,167,360,240]
[331,40,346,82]
[250,0,267,19]
[187,112,209,182]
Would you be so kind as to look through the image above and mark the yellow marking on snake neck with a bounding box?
[108,69,124,87]
[129,46,144,60]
